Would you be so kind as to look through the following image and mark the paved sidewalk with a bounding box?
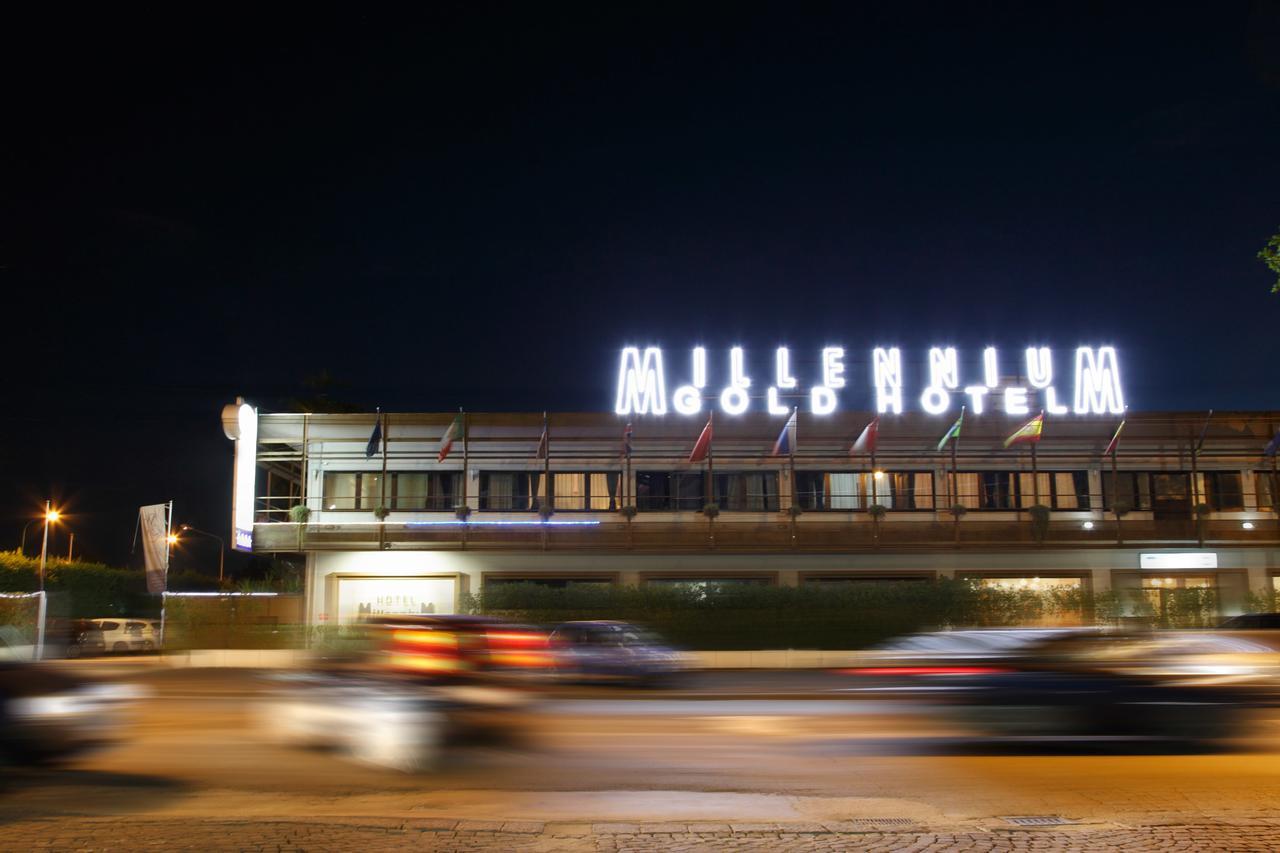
[6,817,1280,851]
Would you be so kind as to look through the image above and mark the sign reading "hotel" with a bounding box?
[615,346,1125,417]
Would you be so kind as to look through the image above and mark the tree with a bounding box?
[1261,229,1280,293]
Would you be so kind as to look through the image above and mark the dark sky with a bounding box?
[3,3,1279,568]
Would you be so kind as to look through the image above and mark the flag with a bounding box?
[1103,419,1126,457]
[622,422,634,459]
[936,408,964,452]
[689,415,713,462]
[365,410,383,458]
[139,503,170,594]
[772,409,797,456]
[1003,411,1044,448]
[850,417,879,456]
[1265,430,1280,457]
[535,414,549,460]
[437,414,462,463]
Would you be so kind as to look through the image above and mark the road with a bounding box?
[5,662,1280,850]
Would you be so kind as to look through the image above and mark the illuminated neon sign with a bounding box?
[614,346,1125,417]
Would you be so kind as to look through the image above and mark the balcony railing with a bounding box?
[249,515,1280,553]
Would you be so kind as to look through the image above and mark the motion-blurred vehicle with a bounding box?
[372,615,554,681]
[0,626,141,765]
[44,619,106,659]
[548,621,683,685]
[843,628,1280,744]
[1219,613,1280,630]
[260,615,549,771]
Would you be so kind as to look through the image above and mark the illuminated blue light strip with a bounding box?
[406,520,601,527]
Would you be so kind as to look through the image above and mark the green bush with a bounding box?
[464,579,1099,650]
[0,550,217,619]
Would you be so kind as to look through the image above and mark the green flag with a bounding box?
[936,408,964,451]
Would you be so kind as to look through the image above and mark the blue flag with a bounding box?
[772,409,797,456]
[1265,430,1280,457]
[365,411,383,458]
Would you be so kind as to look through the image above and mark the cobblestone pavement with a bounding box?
[5,817,1280,851]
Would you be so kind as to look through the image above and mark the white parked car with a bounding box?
[89,619,152,653]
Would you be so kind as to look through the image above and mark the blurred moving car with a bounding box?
[372,615,554,681]
[842,628,1280,743]
[0,626,141,765]
[548,621,683,685]
[43,619,106,659]
[1219,612,1280,630]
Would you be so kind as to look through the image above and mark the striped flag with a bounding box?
[850,417,879,456]
[1003,411,1044,448]
[772,409,797,456]
[689,414,713,463]
[936,408,964,452]
[1103,419,1126,457]
[437,414,462,463]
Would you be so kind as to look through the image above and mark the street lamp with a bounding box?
[39,502,60,591]
[19,518,39,556]
[179,524,226,582]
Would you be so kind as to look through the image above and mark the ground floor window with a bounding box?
[1141,575,1216,627]
[976,577,1083,593]
[802,575,931,585]
[483,576,613,589]
[645,577,772,598]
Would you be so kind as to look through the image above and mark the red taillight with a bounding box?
[840,666,1010,676]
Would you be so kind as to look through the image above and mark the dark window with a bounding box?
[953,472,1015,510]
[1102,472,1154,512]
[484,577,612,589]
[713,472,780,511]
[1203,472,1244,511]
[636,471,705,511]
[1151,473,1192,517]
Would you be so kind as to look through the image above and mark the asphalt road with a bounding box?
[6,663,1280,850]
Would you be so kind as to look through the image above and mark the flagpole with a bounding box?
[380,409,388,511]
[460,408,468,512]
[788,407,797,513]
[1031,411,1042,506]
[870,446,877,508]
[950,432,958,508]
[707,410,716,507]
[543,411,551,512]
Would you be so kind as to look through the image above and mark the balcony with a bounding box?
[250,514,1280,553]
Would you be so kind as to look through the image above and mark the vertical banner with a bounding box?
[140,503,170,594]
[222,398,258,551]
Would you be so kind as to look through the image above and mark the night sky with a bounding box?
[4,4,1279,569]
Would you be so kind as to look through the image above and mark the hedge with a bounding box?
[462,580,1230,650]
[0,550,218,619]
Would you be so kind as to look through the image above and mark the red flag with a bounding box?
[688,415,713,463]
[850,417,879,456]
[535,413,549,460]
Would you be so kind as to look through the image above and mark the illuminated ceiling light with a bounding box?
[1082,520,1094,530]
[1242,521,1256,530]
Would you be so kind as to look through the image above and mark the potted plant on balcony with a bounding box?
[1028,504,1051,544]
[619,505,638,520]
[701,502,720,519]
[373,505,391,521]
[288,504,310,524]
[868,503,887,548]
[538,503,556,521]
[454,504,472,521]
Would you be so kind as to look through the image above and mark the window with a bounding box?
[483,576,612,589]
[1102,472,1152,512]
[803,575,930,585]
[1257,471,1278,512]
[1016,471,1091,510]
[323,472,460,511]
[713,472,779,511]
[793,471,933,510]
[645,577,771,598]
[478,472,546,511]
[1151,473,1191,516]
[1202,472,1244,511]
[954,472,1015,510]
[977,577,1082,593]
[552,472,621,511]
[636,471,705,511]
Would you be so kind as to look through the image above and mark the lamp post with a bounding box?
[39,502,60,591]
[179,524,226,582]
[19,519,38,556]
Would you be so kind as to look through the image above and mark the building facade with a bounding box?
[228,408,1280,626]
